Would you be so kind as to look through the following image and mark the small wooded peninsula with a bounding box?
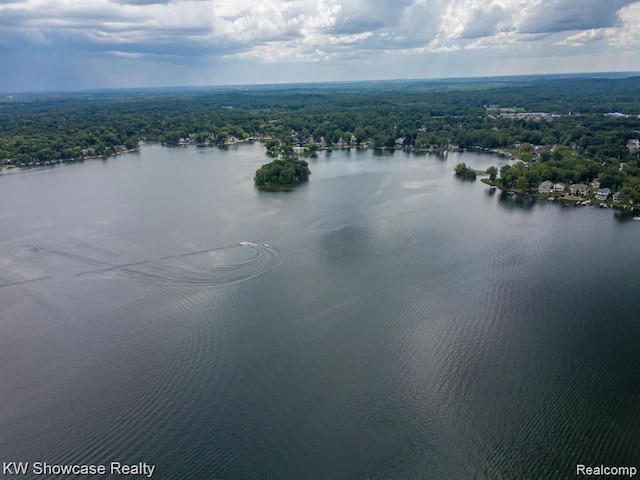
[254,158,311,187]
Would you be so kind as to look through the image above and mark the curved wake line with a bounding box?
[0,275,52,289]
[3,241,281,291]
[74,242,257,277]
[75,241,282,289]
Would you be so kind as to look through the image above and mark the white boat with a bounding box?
[633,217,640,221]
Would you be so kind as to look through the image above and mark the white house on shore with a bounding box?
[538,180,554,194]
[570,183,589,196]
[612,191,623,203]
[595,187,611,200]
[553,182,566,193]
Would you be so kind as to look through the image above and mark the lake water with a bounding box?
[1,142,639,479]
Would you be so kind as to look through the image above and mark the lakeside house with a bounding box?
[628,139,640,153]
[553,182,566,193]
[612,191,623,203]
[595,187,611,200]
[570,183,589,196]
[538,180,554,194]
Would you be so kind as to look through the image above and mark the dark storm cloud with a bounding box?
[0,25,249,60]
[326,0,415,35]
[0,4,134,28]
[461,4,511,39]
[519,0,635,34]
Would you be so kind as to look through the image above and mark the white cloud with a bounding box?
[556,29,609,47]
[608,2,640,47]
[0,0,638,91]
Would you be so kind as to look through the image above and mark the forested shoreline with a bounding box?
[1,76,639,199]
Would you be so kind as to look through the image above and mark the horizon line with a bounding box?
[3,70,639,97]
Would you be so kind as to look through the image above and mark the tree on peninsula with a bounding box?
[486,166,498,181]
[454,162,477,180]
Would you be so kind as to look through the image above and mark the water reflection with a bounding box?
[496,191,535,211]
[255,184,300,193]
[372,149,396,158]
[613,209,640,223]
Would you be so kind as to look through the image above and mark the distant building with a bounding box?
[595,188,611,200]
[538,180,554,194]
[570,183,589,196]
[605,112,629,118]
[500,112,554,121]
[612,191,623,203]
[628,139,640,153]
[535,145,552,154]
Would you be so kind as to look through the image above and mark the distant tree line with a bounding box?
[1,77,639,198]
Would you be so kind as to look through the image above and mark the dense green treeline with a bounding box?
[1,76,639,197]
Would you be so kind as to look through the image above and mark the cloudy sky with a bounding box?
[1,0,639,92]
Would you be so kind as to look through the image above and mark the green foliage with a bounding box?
[454,162,477,180]
[515,176,530,191]
[517,142,535,162]
[254,158,310,186]
[486,166,498,181]
[305,141,318,155]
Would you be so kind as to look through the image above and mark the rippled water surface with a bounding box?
[1,143,639,478]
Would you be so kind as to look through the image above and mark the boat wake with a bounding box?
[1,240,282,291]
[86,241,283,289]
